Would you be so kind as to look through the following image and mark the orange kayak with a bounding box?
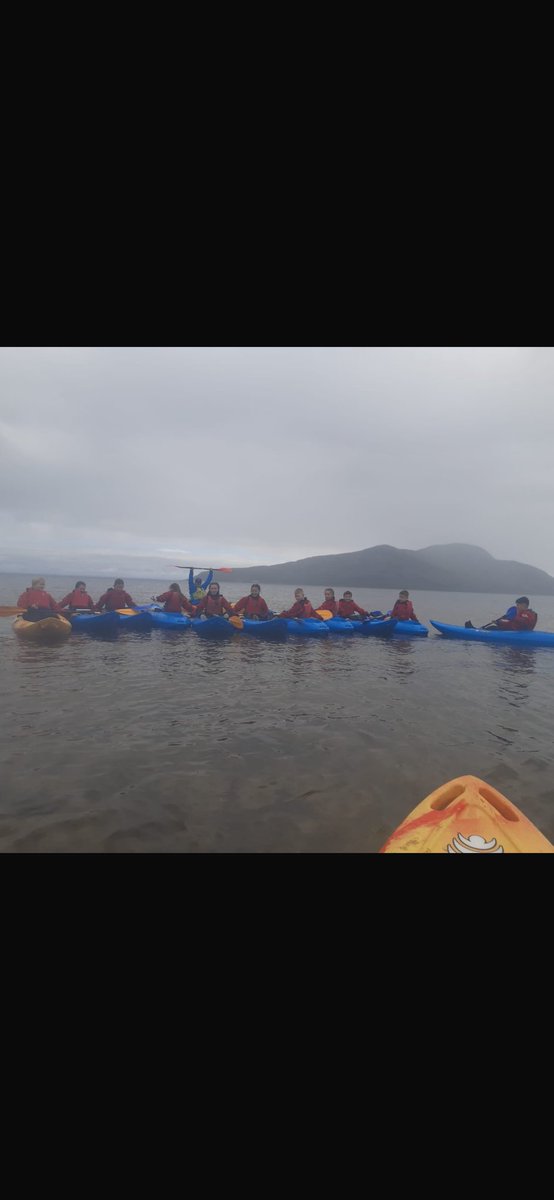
[380,775,553,853]
[13,615,72,643]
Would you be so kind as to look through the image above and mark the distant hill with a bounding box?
[228,543,554,595]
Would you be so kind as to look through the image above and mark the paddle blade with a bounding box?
[315,609,333,620]
[116,608,138,616]
[229,615,244,630]
[0,605,25,617]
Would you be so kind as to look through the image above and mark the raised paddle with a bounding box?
[173,565,233,572]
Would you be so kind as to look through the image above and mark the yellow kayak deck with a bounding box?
[13,615,72,643]
[380,775,553,853]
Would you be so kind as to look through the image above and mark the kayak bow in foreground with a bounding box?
[380,775,553,853]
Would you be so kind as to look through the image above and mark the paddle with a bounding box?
[315,609,334,620]
[173,565,233,572]
[228,615,244,630]
[0,605,25,617]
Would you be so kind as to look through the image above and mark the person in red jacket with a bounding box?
[17,577,60,620]
[389,590,420,623]
[96,578,137,612]
[232,584,270,620]
[337,590,370,619]
[58,581,95,612]
[466,597,538,632]
[278,588,318,619]
[317,588,339,615]
[151,582,196,615]
[194,581,234,618]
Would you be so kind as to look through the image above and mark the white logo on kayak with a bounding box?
[446,833,504,854]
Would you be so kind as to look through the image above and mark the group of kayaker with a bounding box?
[17,577,138,620]
[16,576,415,625]
[15,575,539,635]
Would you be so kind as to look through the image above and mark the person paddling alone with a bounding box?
[152,582,196,616]
[194,581,234,618]
[278,588,318,619]
[465,596,538,632]
[232,584,270,621]
[58,581,95,613]
[17,577,59,621]
[96,579,138,612]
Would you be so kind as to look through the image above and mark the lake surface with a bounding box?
[1,573,553,852]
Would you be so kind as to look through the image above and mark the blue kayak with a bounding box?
[241,618,288,640]
[285,618,329,637]
[116,611,153,631]
[392,620,428,637]
[69,611,120,634]
[191,616,235,639]
[324,618,356,634]
[430,620,554,648]
[150,610,191,630]
[356,618,397,638]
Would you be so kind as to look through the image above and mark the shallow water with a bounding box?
[1,574,553,852]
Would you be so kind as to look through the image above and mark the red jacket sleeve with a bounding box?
[194,598,206,616]
[259,599,269,617]
[58,594,71,609]
[96,592,108,610]
[182,597,195,616]
[124,592,136,607]
[351,602,366,616]
[233,596,248,613]
[221,597,233,615]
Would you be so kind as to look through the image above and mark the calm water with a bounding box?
[1,573,553,852]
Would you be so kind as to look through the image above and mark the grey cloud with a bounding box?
[1,347,554,577]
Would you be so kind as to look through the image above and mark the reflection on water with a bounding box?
[385,638,416,679]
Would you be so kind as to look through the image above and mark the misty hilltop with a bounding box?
[228,544,554,595]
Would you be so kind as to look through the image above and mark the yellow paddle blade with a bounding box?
[116,608,137,616]
[316,609,333,620]
[229,615,244,630]
[0,605,25,617]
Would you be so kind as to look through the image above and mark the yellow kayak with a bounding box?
[380,775,553,853]
[13,615,72,643]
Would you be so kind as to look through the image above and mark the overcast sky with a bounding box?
[1,346,553,577]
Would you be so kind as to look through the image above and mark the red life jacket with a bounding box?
[17,588,57,609]
[391,600,415,621]
[58,589,94,610]
[97,588,136,611]
[197,594,232,617]
[318,598,338,615]
[280,598,316,619]
[338,599,367,618]
[156,590,188,614]
[502,609,537,631]
[234,595,269,618]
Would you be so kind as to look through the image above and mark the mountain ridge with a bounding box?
[227,543,554,594]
